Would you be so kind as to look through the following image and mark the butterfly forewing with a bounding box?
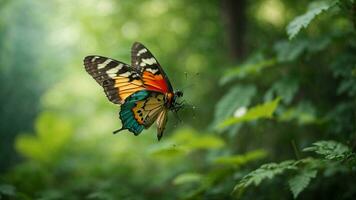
[84,55,145,104]
[131,42,174,93]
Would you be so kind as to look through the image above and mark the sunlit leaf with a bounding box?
[149,145,187,157]
[219,98,280,128]
[287,1,337,39]
[173,173,203,185]
[15,112,73,164]
[288,169,317,199]
[212,85,256,135]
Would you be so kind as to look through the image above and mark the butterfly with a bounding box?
[83,42,183,140]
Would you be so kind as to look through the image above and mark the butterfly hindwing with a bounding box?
[119,90,165,135]
[156,108,168,141]
[84,55,145,104]
[131,42,173,94]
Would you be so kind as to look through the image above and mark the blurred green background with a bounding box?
[1,0,356,199]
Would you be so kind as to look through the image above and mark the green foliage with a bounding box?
[15,112,73,165]
[173,173,203,185]
[235,140,356,199]
[174,150,267,199]
[264,77,299,104]
[278,101,319,125]
[219,98,280,128]
[287,0,338,39]
[303,140,354,161]
[330,53,356,96]
[288,169,317,199]
[235,160,298,194]
[212,85,256,136]
[1,0,356,199]
[213,85,256,127]
[0,0,60,170]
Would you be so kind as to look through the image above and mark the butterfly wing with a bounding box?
[84,55,145,104]
[131,42,174,93]
[118,90,165,136]
[156,108,168,141]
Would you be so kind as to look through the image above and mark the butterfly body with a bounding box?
[84,42,183,140]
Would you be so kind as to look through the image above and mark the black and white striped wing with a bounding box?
[131,42,174,93]
[84,55,145,104]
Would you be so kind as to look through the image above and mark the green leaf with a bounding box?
[212,85,256,132]
[219,98,280,128]
[264,77,299,104]
[173,173,203,185]
[274,40,308,62]
[15,112,73,164]
[288,169,317,199]
[274,37,332,62]
[214,150,267,166]
[303,140,351,160]
[286,1,337,40]
[234,160,298,193]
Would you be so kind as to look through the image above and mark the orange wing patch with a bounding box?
[114,78,145,101]
[142,71,169,93]
[84,55,146,104]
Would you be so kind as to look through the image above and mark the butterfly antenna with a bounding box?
[180,72,201,91]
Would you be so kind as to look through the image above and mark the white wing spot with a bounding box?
[137,48,147,56]
[98,59,112,69]
[140,58,156,67]
[146,68,159,74]
[106,64,123,78]
[119,71,132,77]
[91,56,99,62]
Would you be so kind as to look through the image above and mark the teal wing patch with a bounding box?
[114,90,166,136]
[116,91,149,135]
